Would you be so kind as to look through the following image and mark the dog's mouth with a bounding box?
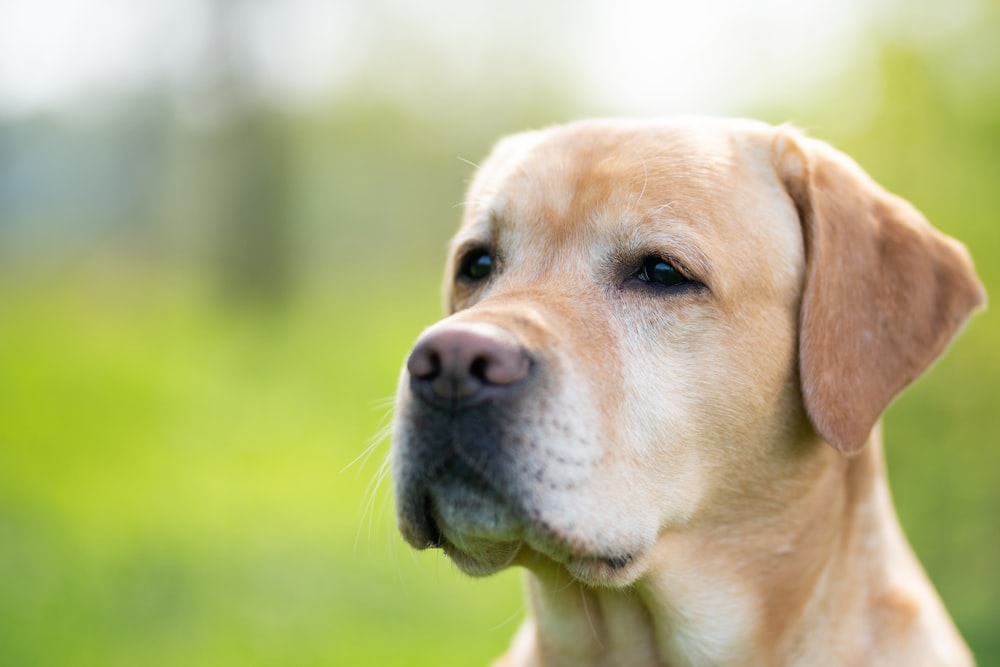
[394,398,646,585]
[402,477,642,584]
[436,516,641,585]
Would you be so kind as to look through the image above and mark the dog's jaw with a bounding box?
[506,436,973,667]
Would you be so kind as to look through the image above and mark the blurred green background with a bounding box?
[0,1,998,665]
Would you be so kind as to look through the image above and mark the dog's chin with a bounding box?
[433,507,648,587]
[441,538,523,576]
[441,533,645,587]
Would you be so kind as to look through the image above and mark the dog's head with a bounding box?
[391,119,984,586]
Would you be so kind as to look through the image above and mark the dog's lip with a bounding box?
[411,499,645,584]
[440,529,637,582]
[398,502,443,550]
[507,541,644,587]
[422,494,525,576]
[398,450,509,550]
[415,480,642,571]
[530,537,638,573]
[567,551,637,574]
[398,449,644,582]
[403,467,524,553]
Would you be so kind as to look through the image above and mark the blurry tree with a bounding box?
[196,0,293,307]
[200,110,292,307]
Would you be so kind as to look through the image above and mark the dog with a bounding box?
[390,118,984,666]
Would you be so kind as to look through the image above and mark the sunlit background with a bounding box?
[1,0,998,664]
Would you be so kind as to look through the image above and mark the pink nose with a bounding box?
[406,322,530,403]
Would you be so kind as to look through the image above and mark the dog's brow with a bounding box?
[666,236,712,281]
[452,237,489,261]
[615,228,713,283]
[450,209,494,248]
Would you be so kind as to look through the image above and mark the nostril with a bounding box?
[469,356,489,383]
[478,349,530,386]
[406,322,530,402]
[407,347,441,380]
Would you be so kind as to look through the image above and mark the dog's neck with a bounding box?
[502,430,969,667]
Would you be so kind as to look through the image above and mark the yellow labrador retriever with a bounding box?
[391,118,984,666]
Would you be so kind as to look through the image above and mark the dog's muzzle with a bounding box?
[393,320,534,553]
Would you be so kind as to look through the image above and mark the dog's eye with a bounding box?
[458,249,493,282]
[637,256,687,288]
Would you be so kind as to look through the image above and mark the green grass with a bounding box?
[0,268,997,665]
[0,273,523,667]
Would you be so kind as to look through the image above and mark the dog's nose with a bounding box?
[407,323,530,403]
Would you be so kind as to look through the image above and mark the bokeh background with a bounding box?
[1,0,998,665]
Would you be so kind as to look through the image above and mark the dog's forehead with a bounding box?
[456,120,802,295]
[462,120,781,240]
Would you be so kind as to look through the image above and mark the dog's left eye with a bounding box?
[457,249,493,282]
[637,256,687,288]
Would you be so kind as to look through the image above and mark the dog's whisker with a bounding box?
[373,462,396,543]
[342,402,394,474]
[580,587,605,649]
[488,605,527,633]
[650,200,679,215]
[635,152,649,206]
[554,568,577,594]
[369,395,396,411]
[349,398,395,554]
[356,454,392,553]
[454,193,494,210]
[342,430,388,475]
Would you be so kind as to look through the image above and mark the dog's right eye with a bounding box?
[637,256,687,288]
[457,249,493,282]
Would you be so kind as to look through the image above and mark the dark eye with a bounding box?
[458,249,493,281]
[637,256,687,288]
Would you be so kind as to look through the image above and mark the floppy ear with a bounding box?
[773,129,985,454]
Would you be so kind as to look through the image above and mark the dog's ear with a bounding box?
[773,128,985,454]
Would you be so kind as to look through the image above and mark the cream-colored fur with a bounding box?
[391,118,984,666]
